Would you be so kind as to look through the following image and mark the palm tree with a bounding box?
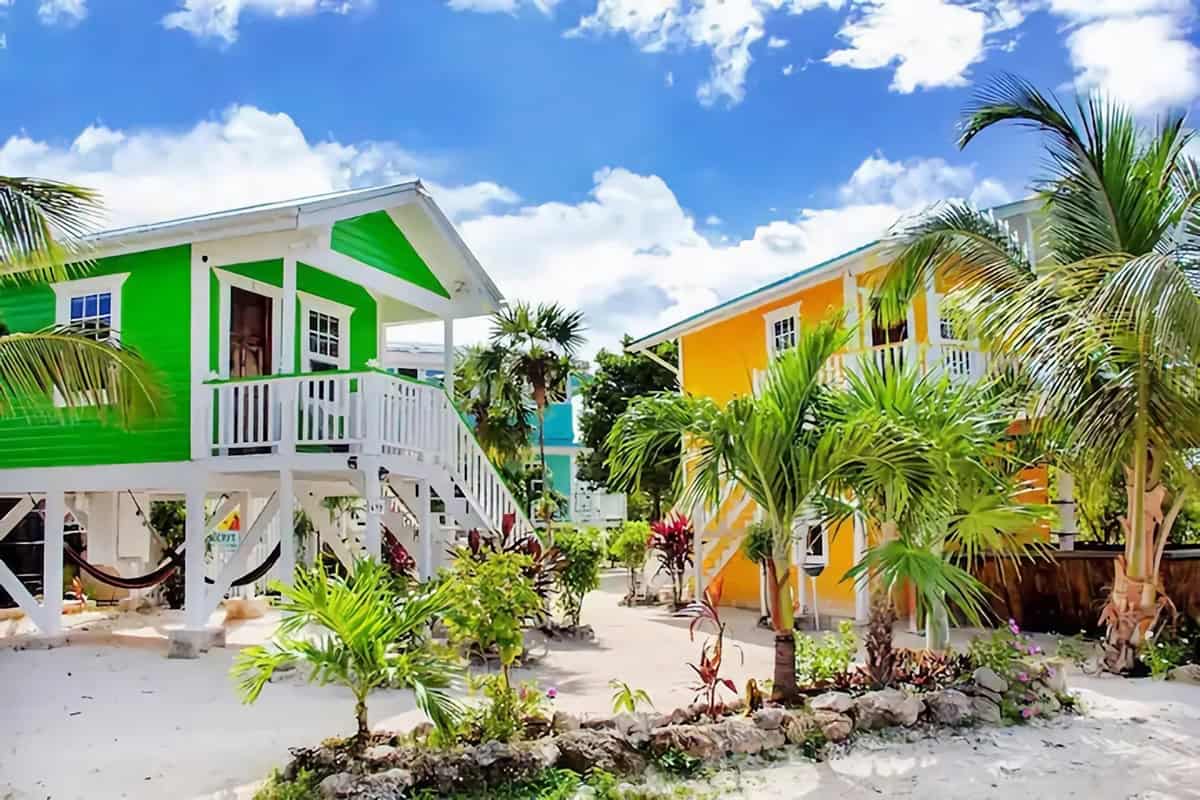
[490,302,586,526]
[454,342,533,466]
[830,361,1051,680]
[607,318,854,702]
[0,177,160,421]
[874,75,1200,672]
[232,559,462,750]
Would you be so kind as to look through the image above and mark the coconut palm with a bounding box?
[607,318,855,702]
[873,75,1200,672]
[233,559,462,749]
[454,342,533,466]
[491,302,586,526]
[0,176,160,422]
[830,360,1052,680]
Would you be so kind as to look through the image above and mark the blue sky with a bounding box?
[0,0,1198,353]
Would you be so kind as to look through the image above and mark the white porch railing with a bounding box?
[205,370,530,535]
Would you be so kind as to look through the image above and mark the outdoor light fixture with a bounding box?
[378,466,390,482]
[346,456,358,469]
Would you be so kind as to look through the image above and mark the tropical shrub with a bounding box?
[794,620,858,688]
[609,679,654,714]
[741,520,774,566]
[1140,619,1198,678]
[553,526,606,628]
[382,530,416,579]
[442,549,544,678]
[455,673,554,744]
[232,560,461,749]
[686,597,739,719]
[891,649,972,690]
[608,521,649,600]
[967,620,1043,679]
[648,513,693,608]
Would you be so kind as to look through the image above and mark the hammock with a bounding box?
[64,543,282,591]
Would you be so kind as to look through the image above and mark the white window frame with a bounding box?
[300,293,354,372]
[763,304,800,358]
[52,273,130,343]
[215,268,283,379]
[793,515,828,567]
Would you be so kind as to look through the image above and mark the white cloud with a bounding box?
[446,0,560,13]
[0,106,515,228]
[1046,1,1200,114]
[767,35,789,48]
[665,70,675,87]
[782,63,794,75]
[162,0,371,44]
[38,0,87,25]
[824,0,1027,93]
[0,107,1007,358]
[570,0,842,107]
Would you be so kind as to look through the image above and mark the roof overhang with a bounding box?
[626,239,881,352]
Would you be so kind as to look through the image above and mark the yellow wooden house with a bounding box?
[626,198,1046,622]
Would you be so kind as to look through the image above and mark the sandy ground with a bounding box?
[1,570,1198,799]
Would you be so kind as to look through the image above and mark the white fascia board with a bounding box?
[295,184,422,229]
[0,462,202,493]
[412,190,505,310]
[295,247,456,318]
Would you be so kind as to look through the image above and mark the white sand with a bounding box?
[1,570,1197,799]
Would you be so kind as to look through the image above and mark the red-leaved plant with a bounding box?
[686,578,740,719]
[649,513,694,608]
[382,530,416,579]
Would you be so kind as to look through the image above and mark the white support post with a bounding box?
[281,255,297,374]
[363,373,382,456]
[443,318,455,399]
[42,491,65,636]
[694,517,705,604]
[853,512,869,623]
[184,487,207,631]
[1057,471,1077,551]
[925,275,941,374]
[362,461,382,561]
[278,470,296,584]
[418,478,433,579]
[190,249,212,460]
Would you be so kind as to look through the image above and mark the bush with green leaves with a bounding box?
[453,673,555,744]
[232,559,461,750]
[442,549,544,680]
[553,526,607,627]
[1140,623,1197,678]
[741,520,774,566]
[609,679,654,714]
[793,620,858,688]
[609,521,650,599]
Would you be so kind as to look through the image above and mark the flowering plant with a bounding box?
[649,513,694,608]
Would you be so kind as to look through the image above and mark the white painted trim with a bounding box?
[281,257,297,374]
[443,318,455,399]
[51,272,130,342]
[763,303,800,359]
[299,292,353,371]
[295,246,456,319]
[0,498,33,543]
[214,268,284,379]
[42,490,65,635]
[191,252,211,460]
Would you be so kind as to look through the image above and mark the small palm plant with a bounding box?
[609,679,654,714]
[232,560,462,750]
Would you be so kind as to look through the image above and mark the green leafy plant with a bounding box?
[456,673,554,744]
[253,768,320,800]
[686,594,740,718]
[653,748,704,778]
[1140,622,1196,678]
[793,620,858,688]
[891,648,972,690]
[553,526,607,628]
[609,679,654,714]
[609,521,650,601]
[232,559,461,751]
[442,549,544,679]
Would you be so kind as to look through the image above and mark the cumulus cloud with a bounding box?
[0,107,1008,358]
[445,0,560,12]
[0,106,517,227]
[162,0,372,44]
[38,0,87,25]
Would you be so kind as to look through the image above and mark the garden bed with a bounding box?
[263,657,1075,799]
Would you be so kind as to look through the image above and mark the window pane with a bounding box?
[309,332,318,352]
[99,293,111,315]
[84,294,98,317]
[329,318,339,337]
[70,297,84,319]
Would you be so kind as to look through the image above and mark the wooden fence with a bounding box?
[971,548,1200,634]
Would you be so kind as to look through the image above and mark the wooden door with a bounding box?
[229,287,273,377]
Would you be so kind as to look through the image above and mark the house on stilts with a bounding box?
[0,182,530,656]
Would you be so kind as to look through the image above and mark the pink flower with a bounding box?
[1017,672,1030,683]
[1008,619,1021,635]
[1047,667,1056,678]
[1021,707,1034,719]
[546,687,558,700]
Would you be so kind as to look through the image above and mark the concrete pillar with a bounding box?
[362,462,382,560]
[853,513,868,623]
[42,491,65,636]
[418,478,433,579]
[277,470,296,583]
[183,487,207,631]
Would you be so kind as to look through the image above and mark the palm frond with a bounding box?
[0,177,102,284]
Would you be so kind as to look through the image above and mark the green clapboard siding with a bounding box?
[208,260,378,373]
[331,211,450,299]
[0,245,192,468]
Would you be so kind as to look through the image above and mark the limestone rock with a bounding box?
[648,724,723,761]
[473,741,514,768]
[752,707,788,731]
[710,718,774,755]
[362,744,400,767]
[555,729,647,776]
[551,710,581,733]
[973,666,1009,694]
[1167,664,1200,684]
[780,710,817,745]
[853,689,924,729]
[971,696,1003,725]
[318,772,355,800]
[924,689,974,726]
[810,691,854,715]
[812,709,853,743]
